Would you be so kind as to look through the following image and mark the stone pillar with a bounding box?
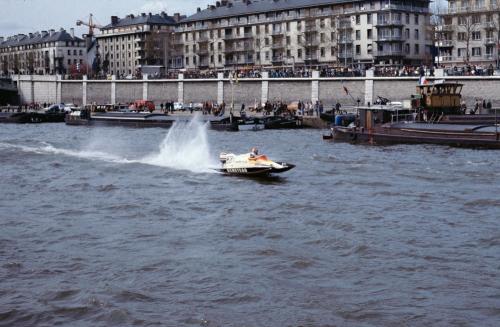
[142,74,148,100]
[29,75,35,104]
[364,69,374,105]
[178,73,184,104]
[111,75,116,104]
[261,71,269,104]
[82,75,87,106]
[217,72,224,104]
[56,74,62,104]
[311,70,319,103]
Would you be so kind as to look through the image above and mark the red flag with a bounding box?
[343,85,349,95]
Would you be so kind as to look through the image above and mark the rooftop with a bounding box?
[182,0,429,23]
[0,29,83,49]
[102,12,181,29]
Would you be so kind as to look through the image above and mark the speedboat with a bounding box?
[217,152,295,176]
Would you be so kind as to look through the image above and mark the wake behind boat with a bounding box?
[216,148,295,176]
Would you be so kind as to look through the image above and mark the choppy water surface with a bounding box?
[1,119,499,327]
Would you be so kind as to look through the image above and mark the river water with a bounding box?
[1,118,499,326]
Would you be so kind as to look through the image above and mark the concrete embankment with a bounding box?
[12,71,500,111]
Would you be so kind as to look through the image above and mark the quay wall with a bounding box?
[12,73,500,109]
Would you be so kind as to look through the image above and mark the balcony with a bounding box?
[271,29,284,36]
[338,51,353,59]
[197,35,210,43]
[440,55,453,62]
[225,43,254,53]
[303,39,320,48]
[377,35,403,42]
[198,48,210,55]
[438,25,454,32]
[485,37,497,45]
[272,56,284,63]
[375,50,403,57]
[338,37,353,44]
[447,4,499,14]
[437,40,454,47]
[376,19,403,27]
[271,41,285,49]
[382,4,430,13]
[223,33,253,40]
[484,21,497,30]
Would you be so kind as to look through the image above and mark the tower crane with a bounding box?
[76,14,103,37]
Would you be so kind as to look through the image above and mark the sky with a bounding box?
[0,0,209,37]
[1,0,448,38]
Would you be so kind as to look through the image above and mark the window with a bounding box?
[472,31,481,40]
[414,14,419,25]
[415,44,419,54]
[356,30,361,40]
[356,45,361,55]
[297,48,302,58]
[457,32,466,41]
[367,29,372,39]
[67,50,71,55]
[320,33,325,42]
[472,47,481,56]
[406,13,410,24]
[356,15,360,25]
[405,29,410,39]
[367,14,372,24]
[320,47,325,57]
[405,43,410,54]
[414,29,419,39]
[330,47,335,56]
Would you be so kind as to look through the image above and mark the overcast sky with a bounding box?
[0,0,208,37]
[1,0,447,38]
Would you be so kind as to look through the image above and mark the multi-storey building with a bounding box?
[97,12,184,76]
[0,28,86,75]
[177,0,432,70]
[437,0,500,67]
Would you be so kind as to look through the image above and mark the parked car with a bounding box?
[173,102,186,111]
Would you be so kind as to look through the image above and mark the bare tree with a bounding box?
[457,14,480,63]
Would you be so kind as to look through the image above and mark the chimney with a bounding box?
[141,13,146,17]
[60,27,65,32]
[216,1,221,7]
[160,11,167,18]
[70,28,74,38]
[174,13,181,22]
[0,37,4,43]
[111,16,119,25]
[49,29,55,36]
[28,33,33,38]
[197,7,201,12]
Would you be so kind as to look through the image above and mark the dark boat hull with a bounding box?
[216,163,295,176]
[331,126,500,149]
[65,114,174,128]
[2,112,65,124]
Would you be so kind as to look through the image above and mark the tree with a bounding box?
[457,14,480,63]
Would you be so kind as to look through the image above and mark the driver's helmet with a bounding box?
[251,147,258,155]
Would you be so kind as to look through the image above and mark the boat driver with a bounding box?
[250,147,259,158]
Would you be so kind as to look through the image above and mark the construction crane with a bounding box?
[76,14,102,37]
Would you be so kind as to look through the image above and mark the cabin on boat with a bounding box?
[416,82,463,114]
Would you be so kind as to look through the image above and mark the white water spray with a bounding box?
[0,115,218,173]
[140,115,218,173]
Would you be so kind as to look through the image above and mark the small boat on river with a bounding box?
[65,109,175,128]
[217,148,295,176]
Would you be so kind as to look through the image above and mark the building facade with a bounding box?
[0,28,86,75]
[437,0,500,67]
[96,12,184,77]
[177,0,432,70]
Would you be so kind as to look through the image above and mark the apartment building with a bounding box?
[0,28,86,75]
[437,0,500,67]
[97,12,184,76]
[177,0,432,70]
